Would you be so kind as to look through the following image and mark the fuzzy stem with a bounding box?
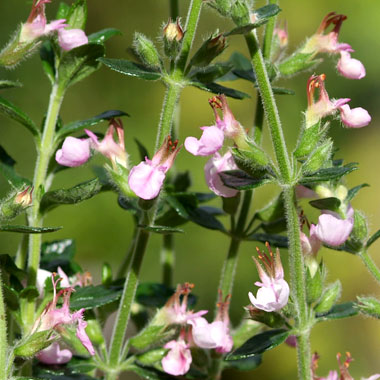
[359,249,380,284]
[170,0,179,19]
[117,227,138,279]
[155,0,203,149]
[161,234,175,287]
[0,271,7,380]
[24,82,65,330]
[283,187,311,380]
[107,215,151,370]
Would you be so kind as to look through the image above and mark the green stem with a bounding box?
[107,216,151,371]
[15,233,28,269]
[245,30,292,183]
[117,227,138,279]
[24,82,65,330]
[0,271,7,380]
[170,0,179,19]
[359,249,380,284]
[155,0,202,149]
[283,186,311,380]
[161,234,175,287]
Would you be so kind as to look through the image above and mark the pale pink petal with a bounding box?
[315,214,353,246]
[55,137,91,167]
[339,104,371,128]
[57,267,70,288]
[76,318,95,355]
[162,340,192,376]
[295,185,318,199]
[45,19,67,33]
[204,151,238,198]
[184,126,224,156]
[362,375,380,380]
[128,161,166,200]
[58,28,88,51]
[337,51,366,80]
[36,341,72,365]
[320,370,339,380]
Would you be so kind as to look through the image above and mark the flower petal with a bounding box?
[184,126,224,156]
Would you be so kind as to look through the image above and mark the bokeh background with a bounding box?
[1,0,380,379]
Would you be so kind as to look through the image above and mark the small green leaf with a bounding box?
[300,163,358,184]
[188,207,226,231]
[14,330,53,357]
[366,230,380,248]
[0,80,22,90]
[189,63,233,83]
[134,138,150,161]
[225,329,289,361]
[272,87,295,95]
[0,225,61,233]
[136,282,174,307]
[346,183,369,202]
[58,43,105,88]
[245,233,288,248]
[56,2,70,19]
[3,284,19,310]
[0,96,40,138]
[0,254,26,280]
[40,40,55,85]
[225,4,281,36]
[19,286,39,301]
[66,0,87,30]
[137,348,168,366]
[316,302,358,321]
[88,28,122,44]
[57,110,128,139]
[309,197,341,212]
[191,81,250,99]
[126,365,165,380]
[278,52,322,76]
[138,225,184,234]
[293,122,322,158]
[224,356,262,371]
[99,58,162,80]
[40,178,111,213]
[220,170,271,190]
[69,284,122,310]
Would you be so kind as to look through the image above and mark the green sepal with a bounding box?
[231,142,270,168]
[278,52,322,76]
[129,324,173,350]
[230,0,250,27]
[293,122,322,158]
[133,32,161,69]
[14,330,54,358]
[99,58,161,80]
[302,139,333,174]
[306,263,323,304]
[137,348,168,365]
[246,307,286,328]
[66,0,88,30]
[356,296,380,319]
[350,210,368,248]
[316,302,358,321]
[314,280,341,313]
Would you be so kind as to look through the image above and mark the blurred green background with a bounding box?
[1,0,380,378]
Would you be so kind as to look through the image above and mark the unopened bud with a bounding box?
[274,26,288,49]
[15,186,33,207]
[315,280,341,314]
[351,210,368,245]
[357,296,380,319]
[0,186,33,221]
[302,139,333,174]
[211,0,232,16]
[335,185,348,202]
[306,259,323,304]
[315,185,334,199]
[137,348,168,365]
[231,0,250,26]
[133,32,161,68]
[245,305,286,328]
[163,18,183,58]
[189,33,227,68]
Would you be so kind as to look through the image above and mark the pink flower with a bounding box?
[285,335,297,348]
[339,104,371,128]
[204,151,238,198]
[36,341,72,365]
[248,243,289,312]
[55,136,91,167]
[20,0,66,42]
[314,213,353,247]
[161,283,208,325]
[128,136,181,200]
[162,338,192,376]
[295,185,318,199]
[58,28,88,51]
[184,95,246,156]
[320,371,339,380]
[188,292,233,353]
[337,51,366,80]
[85,118,127,168]
[32,274,95,356]
[305,74,350,127]
[300,224,321,256]
[274,24,288,48]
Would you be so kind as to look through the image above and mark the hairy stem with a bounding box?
[161,234,175,287]
[0,271,7,380]
[170,0,179,19]
[117,227,138,279]
[24,82,65,330]
[359,249,380,284]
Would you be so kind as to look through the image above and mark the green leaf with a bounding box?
[19,286,39,301]
[40,40,55,85]
[127,365,167,380]
[99,58,161,80]
[256,195,284,222]
[40,239,76,273]
[56,2,70,19]
[139,225,184,234]
[0,225,61,233]
[0,145,31,188]
[88,28,122,44]
[189,63,233,83]
[225,329,289,361]
[57,110,128,139]
[224,356,262,371]
[366,230,380,248]
[220,170,271,190]
[0,80,22,90]
[69,284,122,310]
[0,96,40,138]
[3,284,19,310]
[58,43,105,88]
[272,87,295,95]
[191,81,250,99]
[0,254,26,280]
[136,282,174,307]
[66,0,87,30]
[316,302,358,321]
[225,4,281,36]
[188,207,226,231]
[346,183,369,202]
[40,178,111,213]
[245,233,288,248]
[300,163,358,184]
[309,197,341,212]
[134,138,150,161]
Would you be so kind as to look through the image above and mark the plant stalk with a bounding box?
[24,82,65,329]
[359,249,380,284]
[0,271,7,380]
[161,234,175,287]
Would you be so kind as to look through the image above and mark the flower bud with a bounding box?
[306,261,323,304]
[230,0,250,26]
[189,33,227,68]
[211,0,232,16]
[55,137,91,167]
[133,32,161,68]
[15,186,33,207]
[315,280,341,314]
[0,186,33,221]
[350,210,368,246]
[245,305,286,328]
[302,139,333,173]
[137,348,168,365]
[163,18,184,58]
[356,296,380,319]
